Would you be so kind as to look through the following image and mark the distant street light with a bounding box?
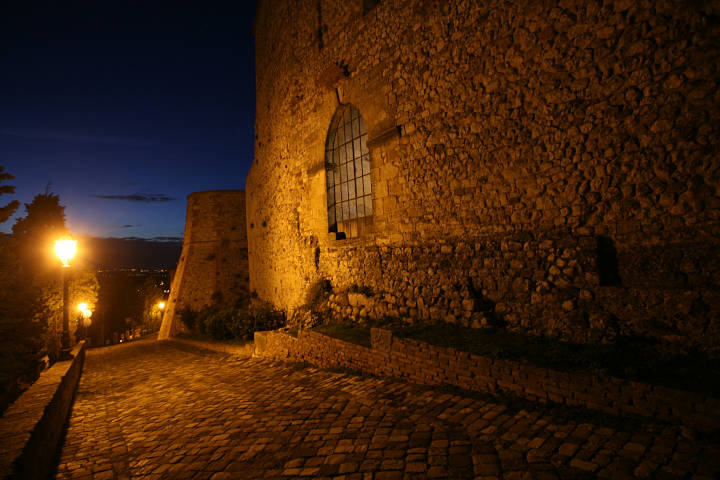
[77,302,92,340]
[55,237,77,360]
[158,301,166,310]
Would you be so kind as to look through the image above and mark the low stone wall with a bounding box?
[0,341,86,480]
[254,329,720,433]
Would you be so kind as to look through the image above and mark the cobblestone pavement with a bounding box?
[55,339,719,480]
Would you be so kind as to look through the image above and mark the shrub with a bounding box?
[229,309,254,339]
[201,307,231,339]
[179,307,198,331]
[180,301,285,341]
[253,303,285,332]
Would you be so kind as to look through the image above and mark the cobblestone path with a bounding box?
[55,339,718,480]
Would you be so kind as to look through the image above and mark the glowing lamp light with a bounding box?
[55,238,77,267]
[77,303,92,317]
[77,303,92,328]
[158,301,166,310]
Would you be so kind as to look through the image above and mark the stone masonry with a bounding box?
[54,339,720,479]
[159,190,249,339]
[247,0,720,354]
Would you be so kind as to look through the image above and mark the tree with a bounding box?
[0,166,20,223]
[13,189,69,279]
[140,277,166,333]
[0,167,40,414]
[12,191,98,362]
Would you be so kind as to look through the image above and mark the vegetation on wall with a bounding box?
[282,278,335,331]
[179,295,285,341]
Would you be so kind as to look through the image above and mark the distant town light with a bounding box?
[55,237,77,267]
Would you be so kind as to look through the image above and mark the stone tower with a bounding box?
[159,190,248,339]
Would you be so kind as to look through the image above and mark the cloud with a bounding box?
[120,224,138,228]
[0,129,155,147]
[117,236,183,243]
[91,193,175,202]
[152,236,183,242]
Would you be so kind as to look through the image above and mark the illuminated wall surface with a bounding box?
[159,191,248,339]
[246,0,720,354]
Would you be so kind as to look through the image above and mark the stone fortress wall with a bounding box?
[159,190,249,339]
[247,0,720,354]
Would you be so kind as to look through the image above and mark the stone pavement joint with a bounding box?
[54,339,720,479]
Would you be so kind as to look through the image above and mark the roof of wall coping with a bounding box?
[187,189,245,198]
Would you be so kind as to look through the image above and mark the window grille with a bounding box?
[326,105,372,238]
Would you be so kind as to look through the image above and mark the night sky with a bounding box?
[1,2,257,240]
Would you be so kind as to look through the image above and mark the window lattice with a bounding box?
[326,105,372,237]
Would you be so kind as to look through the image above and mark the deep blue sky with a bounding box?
[0,2,256,239]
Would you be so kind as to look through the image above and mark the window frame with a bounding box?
[325,104,372,239]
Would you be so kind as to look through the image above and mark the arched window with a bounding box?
[326,105,372,239]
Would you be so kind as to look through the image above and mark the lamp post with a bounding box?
[55,237,77,360]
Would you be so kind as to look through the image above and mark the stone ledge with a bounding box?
[0,341,86,480]
[253,328,720,433]
[165,337,254,357]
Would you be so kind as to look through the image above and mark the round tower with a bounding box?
[159,190,248,339]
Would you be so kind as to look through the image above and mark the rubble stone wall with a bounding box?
[159,191,249,339]
[248,0,720,354]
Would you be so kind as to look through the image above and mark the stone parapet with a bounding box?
[253,329,720,433]
[0,341,86,480]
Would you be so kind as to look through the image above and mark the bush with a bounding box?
[180,302,285,341]
[253,303,285,331]
[179,307,198,331]
[201,307,231,339]
[229,309,254,339]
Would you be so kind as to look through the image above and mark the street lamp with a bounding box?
[77,303,92,340]
[55,237,77,360]
[158,301,166,310]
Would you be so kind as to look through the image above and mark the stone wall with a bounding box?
[159,191,249,339]
[0,341,86,480]
[253,329,720,433]
[248,0,720,354]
